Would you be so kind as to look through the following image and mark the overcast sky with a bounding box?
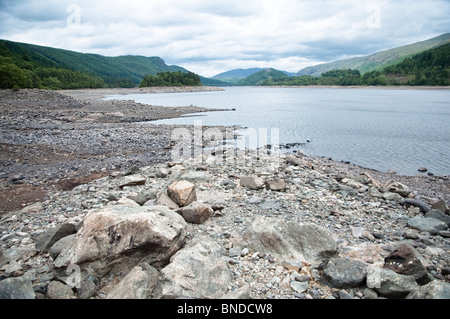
[1,0,449,77]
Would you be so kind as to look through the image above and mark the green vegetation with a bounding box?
[297,33,450,76]
[237,69,288,86]
[139,71,202,87]
[260,43,450,87]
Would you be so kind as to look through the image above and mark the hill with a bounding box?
[237,68,290,86]
[213,68,293,84]
[0,39,193,88]
[297,33,450,76]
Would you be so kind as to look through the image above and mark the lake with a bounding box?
[105,86,450,176]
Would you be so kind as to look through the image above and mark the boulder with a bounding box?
[367,267,418,299]
[381,180,411,197]
[238,216,338,263]
[240,176,265,190]
[33,223,77,253]
[156,192,179,210]
[46,280,75,299]
[167,180,197,207]
[180,201,213,224]
[431,199,449,214]
[407,217,448,234]
[401,198,431,214]
[383,244,430,285]
[161,237,231,299]
[322,258,368,288]
[406,281,450,299]
[426,209,450,227]
[54,205,187,279]
[0,277,35,299]
[265,178,287,191]
[49,234,76,260]
[118,174,147,188]
[106,262,161,299]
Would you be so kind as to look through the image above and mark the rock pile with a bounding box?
[1,148,449,299]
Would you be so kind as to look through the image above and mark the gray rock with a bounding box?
[426,209,450,227]
[290,281,309,293]
[161,237,231,299]
[407,217,448,234]
[54,205,187,279]
[180,201,213,224]
[0,276,35,299]
[401,198,431,214]
[406,281,450,299]
[33,223,77,253]
[431,199,449,214]
[129,189,157,206]
[265,178,287,191]
[239,216,338,263]
[118,174,146,188]
[367,267,418,299]
[156,191,179,210]
[322,258,368,288]
[381,180,411,197]
[49,234,76,260]
[106,262,160,299]
[240,175,265,190]
[180,171,212,183]
[46,280,75,299]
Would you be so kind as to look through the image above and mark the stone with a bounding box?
[401,198,431,214]
[290,281,309,293]
[431,199,449,214]
[167,180,197,207]
[118,174,146,188]
[0,276,35,299]
[322,258,368,288]
[367,267,418,299]
[407,217,448,234]
[282,260,303,272]
[106,262,160,299]
[54,205,187,279]
[46,280,75,299]
[21,202,43,214]
[49,234,76,260]
[180,171,212,183]
[161,237,231,299]
[381,180,411,197]
[406,281,450,299]
[240,176,265,190]
[383,244,430,285]
[382,192,404,202]
[239,216,338,263]
[220,284,252,299]
[33,223,77,253]
[426,209,450,227]
[180,201,213,224]
[265,178,287,191]
[156,192,179,210]
[129,189,157,206]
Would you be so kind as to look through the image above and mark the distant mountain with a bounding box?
[0,39,193,87]
[237,68,289,86]
[297,33,450,76]
[213,68,293,84]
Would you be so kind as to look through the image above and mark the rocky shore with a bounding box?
[0,88,449,300]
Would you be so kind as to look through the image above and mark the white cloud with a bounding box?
[1,0,449,77]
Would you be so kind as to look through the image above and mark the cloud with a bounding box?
[1,0,449,77]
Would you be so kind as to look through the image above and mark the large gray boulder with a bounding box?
[238,216,338,263]
[160,237,231,299]
[367,267,418,299]
[54,205,187,279]
[406,281,450,299]
[0,277,35,299]
[322,258,368,288]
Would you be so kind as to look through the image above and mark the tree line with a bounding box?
[139,71,202,87]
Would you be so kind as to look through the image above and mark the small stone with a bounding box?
[167,180,197,207]
[290,281,309,294]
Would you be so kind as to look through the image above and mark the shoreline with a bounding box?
[262,85,450,90]
[0,88,449,215]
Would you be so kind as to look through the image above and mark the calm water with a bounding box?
[105,87,450,176]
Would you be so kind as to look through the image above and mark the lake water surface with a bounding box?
[106,87,450,176]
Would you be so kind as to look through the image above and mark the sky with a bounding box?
[0,0,449,77]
